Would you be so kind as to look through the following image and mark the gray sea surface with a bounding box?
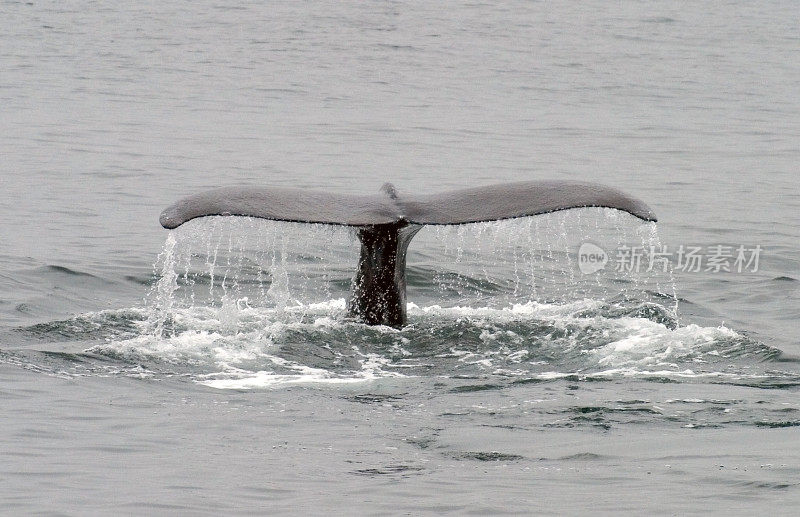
[1,1,799,514]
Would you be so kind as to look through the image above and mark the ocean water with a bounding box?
[2,0,799,514]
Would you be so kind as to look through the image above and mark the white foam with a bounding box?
[72,297,765,389]
[410,299,605,321]
[198,355,408,390]
[593,320,740,368]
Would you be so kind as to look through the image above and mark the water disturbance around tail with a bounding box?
[7,209,790,400]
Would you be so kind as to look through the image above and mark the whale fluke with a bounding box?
[160,186,399,229]
[400,181,656,224]
[160,180,656,229]
[160,181,656,326]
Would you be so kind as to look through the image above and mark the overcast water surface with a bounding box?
[2,1,799,514]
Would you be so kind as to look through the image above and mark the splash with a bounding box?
[19,297,776,391]
[146,210,678,331]
[17,209,767,390]
[151,232,179,337]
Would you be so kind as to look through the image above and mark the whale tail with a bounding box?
[160,181,656,326]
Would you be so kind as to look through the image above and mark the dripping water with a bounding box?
[147,210,679,333]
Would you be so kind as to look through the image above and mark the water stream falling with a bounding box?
[148,209,678,332]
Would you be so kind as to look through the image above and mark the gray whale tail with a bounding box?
[160,181,656,326]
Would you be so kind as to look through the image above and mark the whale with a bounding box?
[160,180,657,327]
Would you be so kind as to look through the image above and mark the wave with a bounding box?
[7,298,787,390]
